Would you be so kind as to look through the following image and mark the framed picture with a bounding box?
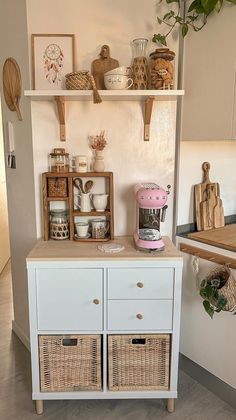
[32,34,75,90]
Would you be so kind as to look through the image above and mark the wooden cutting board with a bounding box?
[188,224,236,252]
[194,162,220,231]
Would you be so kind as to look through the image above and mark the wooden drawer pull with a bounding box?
[136,313,143,320]
[93,299,100,305]
[137,282,144,288]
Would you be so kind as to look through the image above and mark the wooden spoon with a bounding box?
[73,177,85,193]
[84,180,94,193]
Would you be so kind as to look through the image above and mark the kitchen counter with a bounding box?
[27,235,182,262]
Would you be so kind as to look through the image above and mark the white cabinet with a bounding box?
[181,6,236,141]
[27,236,182,415]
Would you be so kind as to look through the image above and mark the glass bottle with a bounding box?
[149,48,175,90]
[50,209,69,240]
[49,148,70,173]
[131,38,148,90]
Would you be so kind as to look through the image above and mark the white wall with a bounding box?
[0,0,37,341]
[27,0,179,239]
[0,97,10,272]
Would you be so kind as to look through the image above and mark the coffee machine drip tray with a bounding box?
[139,228,161,241]
[134,231,165,252]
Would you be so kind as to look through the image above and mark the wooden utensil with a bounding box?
[200,184,217,231]
[73,177,85,194]
[213,196,224,229]
[84,180,94,193]
[195,162,220,231]
[91,45,119,89]
[3,57,22,121]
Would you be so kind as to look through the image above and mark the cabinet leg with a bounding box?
[167,398,175,413]
[35,400,44,415]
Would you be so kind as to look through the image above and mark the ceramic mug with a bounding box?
[92,194,108,212]
[104,66,131,77]
[75,222,89,238]
[75,155,88,172]
[104,74,133,90]
[91,219,109,239]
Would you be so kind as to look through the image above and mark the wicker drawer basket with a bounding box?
[108,334,170,391]
[39,335,101,392]
[47,177,68,198]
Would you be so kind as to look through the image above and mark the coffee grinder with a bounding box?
[134,183,171,251]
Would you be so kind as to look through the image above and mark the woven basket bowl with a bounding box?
[65,71,92,90]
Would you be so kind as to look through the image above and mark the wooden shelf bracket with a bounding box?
[179,243,236,270]
[144,96,154,141]
[55,96,66,141]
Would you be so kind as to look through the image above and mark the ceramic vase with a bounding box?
[93,150,105,172]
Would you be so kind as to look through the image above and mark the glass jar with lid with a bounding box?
[50,209,69,240]
[149,48,175,90]
[49,148,70,173]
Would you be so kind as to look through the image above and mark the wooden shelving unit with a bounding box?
[25,89,184,141]
[42,171,114,242]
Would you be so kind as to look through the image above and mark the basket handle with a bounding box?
[131,338,146,345]
[62,338,78,346]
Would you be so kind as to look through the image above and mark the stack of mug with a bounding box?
[104,66,133,90]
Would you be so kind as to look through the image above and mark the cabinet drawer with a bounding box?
[108,268,174,299]
[36,268,103,331]
[107,300,173,331]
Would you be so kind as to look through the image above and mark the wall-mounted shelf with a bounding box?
[24,89,184,142]
[179,243,236,270]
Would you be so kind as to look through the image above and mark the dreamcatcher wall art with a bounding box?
[32,34,75,89]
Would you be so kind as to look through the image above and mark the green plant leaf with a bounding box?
[182,23,189,37]
[157,17,163,24]
[166,0,180,3]
[215,0,223,11]
[203,300,214,318]
[152,34,167,46]
[163,10,175,20]
[188,0,205,13]
[201,0,219,15]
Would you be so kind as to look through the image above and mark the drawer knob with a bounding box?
[136,313,143,320]
[93,298,100,305]
[137,282,144,288]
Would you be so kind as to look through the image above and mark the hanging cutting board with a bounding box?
[194,162,220,231]
[213,196,224,228]
[188,224,236,252]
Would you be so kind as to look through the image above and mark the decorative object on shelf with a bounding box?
[91,219,109,239]
[104,73,133,90]
[3,57,22,121]
[149,48,175,90]
[194,162,224,232]
[134,183,171,252]
[42,172,114,241]
[91,45,119,90]
[50,209,69,240]
[65,70,102,103]
[92,194,108,212]
[49,148,70,172]
[199,265,236,318]
[32,34,75,89]
[152,0,236,46]
[131,38,149,90]
[75,155,88,172]
[97,243,125,253]
[90,130,107,172]
[48,177,68,197]
[75,222,89,238]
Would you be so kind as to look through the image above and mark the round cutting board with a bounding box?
[3,57,22,120]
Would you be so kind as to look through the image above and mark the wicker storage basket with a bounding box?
[108,334,170,391]
[204,265,236,311]
[39,335,102,392]
[65,71,92,90]
[48,177,68,198]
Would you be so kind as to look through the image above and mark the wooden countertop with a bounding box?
[26,236,182,262]
[188,224,236,252]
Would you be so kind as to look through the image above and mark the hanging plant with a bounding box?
[199,265,236,318]
[152,0,236,46]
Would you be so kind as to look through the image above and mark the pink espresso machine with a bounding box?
[134,183,171,251]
